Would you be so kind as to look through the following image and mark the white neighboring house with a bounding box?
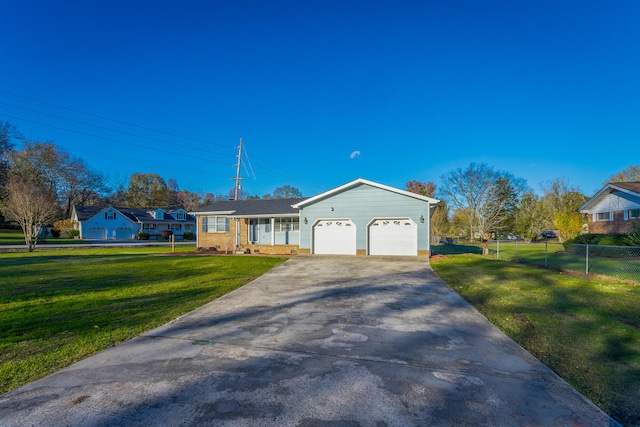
[71,206,197,240]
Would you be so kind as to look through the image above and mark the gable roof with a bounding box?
[191,198,306,217]
[292,178,440,208]
[579,182,640,212]
[73,205,196,223]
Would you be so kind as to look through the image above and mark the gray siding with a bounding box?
[298,183,432,251]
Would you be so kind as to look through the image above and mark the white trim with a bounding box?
[192,210,236,215]
[580,183,640,213]
[293,178,440,208]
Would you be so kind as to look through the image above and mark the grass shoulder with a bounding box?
[430,253,640,426]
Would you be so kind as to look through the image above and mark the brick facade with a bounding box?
[586,210,640,234]
[197,217,300,255]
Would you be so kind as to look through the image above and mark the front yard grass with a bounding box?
[431,254,640,426]
[0,247,287,394]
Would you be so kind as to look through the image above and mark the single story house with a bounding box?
[72,205,197,240]
[579,182,640,234]
[192,178,440,256]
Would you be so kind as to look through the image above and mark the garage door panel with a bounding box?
[369,219,417,256]
[313,219,356,255]
[85,227,105,239]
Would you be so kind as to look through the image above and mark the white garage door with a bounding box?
[85,227,105,239]
[369,218,417,256]
[313,219,357,255]
[116,228,132,239]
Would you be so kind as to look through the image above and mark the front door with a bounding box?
[249,219,260,244]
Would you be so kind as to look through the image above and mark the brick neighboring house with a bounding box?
[579,182,640,234]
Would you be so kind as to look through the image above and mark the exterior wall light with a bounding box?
[304,217,308,224]
[420,215,425,223]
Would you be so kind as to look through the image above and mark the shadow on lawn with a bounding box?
[433,255,640,426]
[0,257,617,426]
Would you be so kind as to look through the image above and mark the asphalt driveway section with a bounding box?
[0,255,617,426]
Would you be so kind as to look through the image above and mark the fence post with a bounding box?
[585,244,589,275]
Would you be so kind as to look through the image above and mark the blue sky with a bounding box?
[1,1,638,199]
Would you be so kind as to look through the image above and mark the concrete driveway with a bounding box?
[0,255,617,426]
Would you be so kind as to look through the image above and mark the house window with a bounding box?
[175,211,186,221]
[170,224,182,231]
[144,223,157,231]
[105,211,116,220]
[629,209,640,219]
[275,217,299,232]
[203,216,229,233]
[596,212,611,221]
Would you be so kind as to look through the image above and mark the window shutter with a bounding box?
[624,210,628,220]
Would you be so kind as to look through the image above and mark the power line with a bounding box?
[0,89,326,192]
[0,100,234,158]
[0,113,235,167]
[0,89,230,148]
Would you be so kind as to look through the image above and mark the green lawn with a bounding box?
[0,247,287,394]
[0,228,87,246]
[486,240,640,282]
[431,254,640,426]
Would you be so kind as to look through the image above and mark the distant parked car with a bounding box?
[541,230,557,239]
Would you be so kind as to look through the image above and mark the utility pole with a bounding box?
[232,138,244,200]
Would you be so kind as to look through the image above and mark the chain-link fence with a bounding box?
[486,240,640,282]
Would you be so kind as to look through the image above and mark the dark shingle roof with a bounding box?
[192,198,306,216]
[612,182,640,193]
[73,206,195,223]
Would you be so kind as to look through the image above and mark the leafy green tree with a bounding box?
[514,190,547,239]
[553,211,584,242]
[125,173,169,208]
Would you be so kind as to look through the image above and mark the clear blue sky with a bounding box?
[1,1,638,199]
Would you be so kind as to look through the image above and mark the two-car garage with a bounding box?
[311,217,418,256]
[294,178,439,257]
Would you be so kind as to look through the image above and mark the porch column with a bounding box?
[271,218,275,245]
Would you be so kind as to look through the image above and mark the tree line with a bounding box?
[406,163,640,246]
[1,121,638,250]
[0,122,304,249]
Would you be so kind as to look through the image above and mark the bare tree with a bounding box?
[1,175,59,251]
[271,185,303,199]
[9,141,108,217]
[440,163,526,251]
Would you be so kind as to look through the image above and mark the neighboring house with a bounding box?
[192,178,440,256]
[72,206,197,240]
[579,182,640,234]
